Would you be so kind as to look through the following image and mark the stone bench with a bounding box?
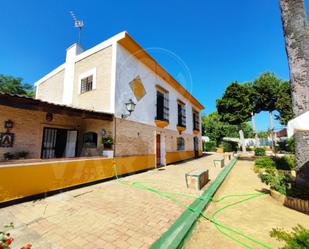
[213,158,225,168]
[185,169,209,190]
[224,152,233,162]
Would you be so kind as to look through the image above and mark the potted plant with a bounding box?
[102,136,113,149]
[17,151,29,160]
[102,136,114,157]
[3,152,14,161]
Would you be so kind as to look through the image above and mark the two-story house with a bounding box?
[0,32,204,203]
[35,31,204,166]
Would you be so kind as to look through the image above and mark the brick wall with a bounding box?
[115,118,155,156]
[0,104,200,162]
[73,46,113,111]
[114,118,202,160]
[0,105,113,160]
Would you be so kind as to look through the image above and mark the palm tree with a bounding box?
[280,0,309,181]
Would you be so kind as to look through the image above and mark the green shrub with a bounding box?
[276,138,295,153]
[255,156,295,173]
[274,145,280,154]
[222,141,238,152]
[204,141,216,152]
[259,169,293,195]
[270,225,309,249]
[277,140,287,152]
[255,147,266,156]
[274,155,295,170]
[255,157,276,171]
[287,137,295,153]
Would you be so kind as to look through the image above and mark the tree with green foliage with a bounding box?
[253,72,280,131]
[253,72,281,148]
[0,74,34,97]
[257,130,270,139]
[202,112,253,146]
[202,112,224,145]
[216,82,253,151]
[276,80,293,125]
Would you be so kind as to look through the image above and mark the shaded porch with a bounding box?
[0,92,114,161]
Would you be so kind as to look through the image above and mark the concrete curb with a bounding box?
[150,157,238,249]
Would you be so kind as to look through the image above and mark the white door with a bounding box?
[65,130,78,157]
[160,135,166,165]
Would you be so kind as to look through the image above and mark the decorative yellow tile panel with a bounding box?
[129,76,146,101]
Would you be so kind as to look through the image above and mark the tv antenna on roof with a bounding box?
[70,11,84,44]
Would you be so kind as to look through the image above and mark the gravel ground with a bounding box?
[184,158,309,249]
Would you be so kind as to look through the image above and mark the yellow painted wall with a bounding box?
[0,154,155,204]
[115,155,155,175]
[165,151,195,164]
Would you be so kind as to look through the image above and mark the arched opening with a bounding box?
[83,132,98,148]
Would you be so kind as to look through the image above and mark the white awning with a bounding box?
[287,111,309,137]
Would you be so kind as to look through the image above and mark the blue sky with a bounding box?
[0,0,301,131]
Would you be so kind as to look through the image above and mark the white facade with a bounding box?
[35,32,203,135]
[114,44,199,134]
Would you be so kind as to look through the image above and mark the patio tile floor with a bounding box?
[0,153,224,249]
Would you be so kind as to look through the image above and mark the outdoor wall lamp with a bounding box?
[122,99,136,118]
[4,120,13,130]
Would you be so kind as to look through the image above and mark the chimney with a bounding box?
[66,43,84,62]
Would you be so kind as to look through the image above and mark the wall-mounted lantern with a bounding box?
[121,99,136,118]
[4,120,13,130]
[46,112,53,122]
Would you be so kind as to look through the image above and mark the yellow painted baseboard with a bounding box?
[166,151,195,164]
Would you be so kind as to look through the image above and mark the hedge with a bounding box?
[204,141,216,152]
[255,147,266,156]
[222,141,238,152]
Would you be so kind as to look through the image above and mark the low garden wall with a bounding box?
[0,155,155,204]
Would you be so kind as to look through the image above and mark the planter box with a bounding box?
[224,152,232,162]
[102,150,114,158]
[270,189,309,214]
[213,158,225,168]
[185,169,209,190]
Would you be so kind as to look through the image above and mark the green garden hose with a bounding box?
[113,165,273,249]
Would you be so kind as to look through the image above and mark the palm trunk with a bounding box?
[280,0,309,182]
[251,112,259,146]
[239,129,246,152]
[269,111,274,150]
